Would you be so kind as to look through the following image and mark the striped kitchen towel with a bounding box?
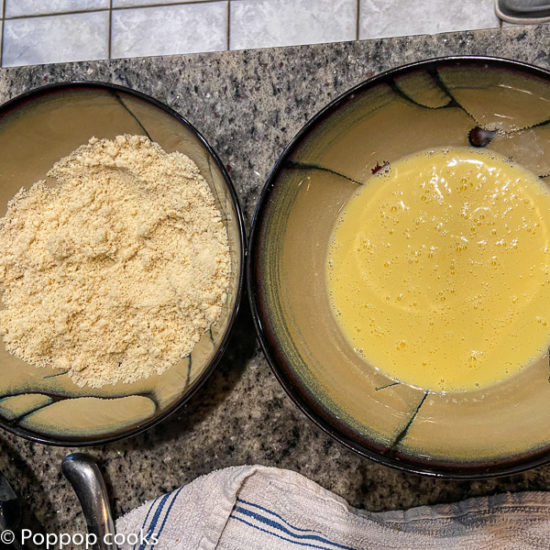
[116,465,550,549]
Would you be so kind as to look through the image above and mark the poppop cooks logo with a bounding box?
[0,528,158,548]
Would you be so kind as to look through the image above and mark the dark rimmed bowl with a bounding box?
[0,82,245,446]
[248,56,550,478]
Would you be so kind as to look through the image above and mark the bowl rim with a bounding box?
[247,55,550,479]
[0,80,246,447]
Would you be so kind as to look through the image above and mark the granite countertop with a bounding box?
[0,24,549,535]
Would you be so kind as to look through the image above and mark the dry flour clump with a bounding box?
[0,135,230,388]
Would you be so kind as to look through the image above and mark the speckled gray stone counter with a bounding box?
[0,24,550,535]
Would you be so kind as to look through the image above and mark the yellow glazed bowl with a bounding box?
[248,57,550,478]
[0,83,245,445]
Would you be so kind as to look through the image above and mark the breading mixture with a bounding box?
[0,135,230,388]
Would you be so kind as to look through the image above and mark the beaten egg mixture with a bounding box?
[327,148,550,392]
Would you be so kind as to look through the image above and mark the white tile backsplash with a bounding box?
[111,3,227,60]
[3,11,109,67]
[0,0,508,68]
[230,0,357,50]
[359,0,499,40]
[5,0,109,18]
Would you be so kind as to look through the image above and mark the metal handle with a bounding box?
[61,454,116,550]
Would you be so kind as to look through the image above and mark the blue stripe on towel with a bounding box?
[132,496,160,550]
[233,505,357,550]
[151,487,185,548]
[232,515,336,550]
[138,492,171,550]
[237,498,323,534]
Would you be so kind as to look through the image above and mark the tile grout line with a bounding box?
[114,0,223,6]
[3,0,225,20]
[226,0,231,50]
[0,0,5,67]
[4,7,107,20]
[108,0,113,60]
[355,0,360,41]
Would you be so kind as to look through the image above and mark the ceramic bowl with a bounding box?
[0,82,245,445]
[248,56,550,478]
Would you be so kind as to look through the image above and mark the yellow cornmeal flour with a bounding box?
[327,148,550,392]
[0,135,230,388]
